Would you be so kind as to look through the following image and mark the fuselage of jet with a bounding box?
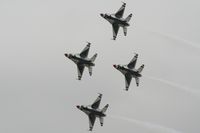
[65,53,95,67]
[114,65,142,78]
[77,105,106,117]
[100,14,130,27]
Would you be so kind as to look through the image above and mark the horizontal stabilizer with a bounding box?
[88,66,92,76]
[135,77,139,86]
[99,117,104,126]
[123,27,127,36]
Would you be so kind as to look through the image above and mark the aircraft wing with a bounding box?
[91,93,102,109]
[127,54,138,69]
[125,73,132,90]
[115,2,126,18]
[112,23,119,40]
[77,64,85,80]
[88,114,96,131]
[80,43,91,58]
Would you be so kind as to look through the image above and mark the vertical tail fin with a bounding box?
[125,13,132,22]
[137,64,144,73]
[90,53,97,62]
[101,104,109,113]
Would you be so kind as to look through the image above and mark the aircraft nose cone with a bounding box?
[64,53,68,57]
[113,64,116,68]
[76,105,80,109]
[100,13,104,17]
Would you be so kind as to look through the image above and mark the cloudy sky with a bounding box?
[0,0,200,133]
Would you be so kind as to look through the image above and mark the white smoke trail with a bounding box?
[147,30,200,50]
[144,75,200,95]
[109,115,182,133]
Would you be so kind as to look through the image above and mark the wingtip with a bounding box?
[86,41,91,46]
[98,93,103,97]
[121,1,126,6]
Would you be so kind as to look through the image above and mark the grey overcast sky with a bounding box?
[0,0,200,133]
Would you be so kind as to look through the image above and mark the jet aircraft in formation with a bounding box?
[68,2,145,131]
[113,53,144,90]
[100,2,132,40]
[76,93,109,131]
[64,42,97,80]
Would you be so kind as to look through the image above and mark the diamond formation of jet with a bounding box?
[67,2,145,131]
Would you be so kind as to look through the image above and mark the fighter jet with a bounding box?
[100,2,132,40]
[76,93,109,131]
[113,53,144,91]
[64,42,97,80]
